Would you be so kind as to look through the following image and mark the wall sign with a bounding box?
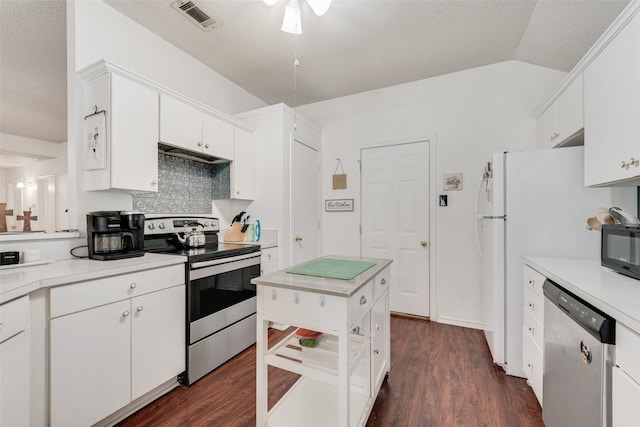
[325,199,354,212]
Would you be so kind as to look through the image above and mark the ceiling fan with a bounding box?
[263,0,332,34]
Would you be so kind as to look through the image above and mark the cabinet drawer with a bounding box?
[522,328,543,405]
[349,282,373,327]
[261,247,278,264]
[0,296,29,343]
[524,285,544,325]
[374,267,390,300]
[523,308,544,351]
[613,366,640,426]
[262,286,346,333]
[523,265,546,298]
[616,323,640,383]
[50,265,185,318]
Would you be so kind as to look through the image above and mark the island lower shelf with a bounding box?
[266,377,374,427]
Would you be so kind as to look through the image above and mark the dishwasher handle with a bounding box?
[543,279,616,345]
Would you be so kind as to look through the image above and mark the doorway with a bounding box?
[292,140,321,265]
[361,141,430,317]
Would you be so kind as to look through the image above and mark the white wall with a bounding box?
[67,0,267,231]
[299,61,568,327]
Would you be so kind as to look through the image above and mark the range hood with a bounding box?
[158,142,231,165]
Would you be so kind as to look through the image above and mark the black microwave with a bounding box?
[602,224,640,280]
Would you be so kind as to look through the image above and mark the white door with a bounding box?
[292,140,320,265]
[361,142,430,317]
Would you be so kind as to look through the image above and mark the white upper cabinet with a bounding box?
[536,75,584,149]
[159,94,202,152]
[584,12,640,186]
[82,71,159,192]
[230,126,255,200]
[160,94,234,160]
[203,113,235,160]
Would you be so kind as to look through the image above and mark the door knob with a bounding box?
[295,235,303,242]
[420,240,428,247]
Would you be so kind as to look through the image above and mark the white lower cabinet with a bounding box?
[49,266,185,427]
[612,322,640,426]
[0,296,31,427]
[522,264,545,405]
[260,246,278,276]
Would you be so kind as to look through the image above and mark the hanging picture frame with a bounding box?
[443,172,463,191]
[83,107,107,170]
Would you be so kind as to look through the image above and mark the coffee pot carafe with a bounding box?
[87,211,145,260]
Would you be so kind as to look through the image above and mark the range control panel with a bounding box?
[144,216,220,235]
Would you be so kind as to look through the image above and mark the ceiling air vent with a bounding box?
[172,1,218,31]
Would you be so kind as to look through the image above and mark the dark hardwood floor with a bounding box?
[117,316,543,427]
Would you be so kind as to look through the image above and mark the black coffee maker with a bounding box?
[87,211,145,260]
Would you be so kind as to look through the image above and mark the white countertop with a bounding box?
[524,257,640,334]
[252,255,393,297]
[0,253,186,304]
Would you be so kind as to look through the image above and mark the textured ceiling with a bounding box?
[0,0,631,147]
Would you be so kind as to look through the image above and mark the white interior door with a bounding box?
[361,142,430,317]
[292,140,320,265]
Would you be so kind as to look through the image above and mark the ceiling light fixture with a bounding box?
[263,0,331,34]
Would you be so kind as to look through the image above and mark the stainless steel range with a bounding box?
[144,215,261,385]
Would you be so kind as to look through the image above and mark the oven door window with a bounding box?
[190,262,260,323]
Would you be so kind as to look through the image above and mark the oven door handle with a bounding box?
[190,252,261,279]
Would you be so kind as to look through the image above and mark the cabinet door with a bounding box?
[613,366,640,426]
[202,113,234,160]
[159,94,203,152]
[231,127,255,199]
[555,74,583,144]
[110,74,159,192]
[50,300,131,427]
[371,294,389,393]
[1,330,31,427]
[536,104,556,149]
[584,15,640,186]
[131,285,185,400]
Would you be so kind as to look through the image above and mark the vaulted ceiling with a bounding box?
[0,0,631,146]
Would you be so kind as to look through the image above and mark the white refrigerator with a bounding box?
[476,146,613,378]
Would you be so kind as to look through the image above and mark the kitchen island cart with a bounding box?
[253,255,392,427]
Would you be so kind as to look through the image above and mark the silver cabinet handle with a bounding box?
[359,295,367,305]
[319,295,326,307]
[136,306,143,312]
[204,143,210,149]
[528,325,534,334]
[151,180,157,186]
[197,141,203,147]
[294,292,300,304]
[528,301,535,309]
[631,157,639,167]
[621,160,629,169]
[380,278,387,285]
[295,235,303,242]
[271,289,277,300]
[420,240,428,247]
[130,283,137,289]
[374,349,379,355]
[122,310,130,317]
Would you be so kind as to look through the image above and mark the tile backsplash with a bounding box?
[133,153,230,214]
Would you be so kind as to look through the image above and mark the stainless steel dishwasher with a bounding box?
[542,279,616,427]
